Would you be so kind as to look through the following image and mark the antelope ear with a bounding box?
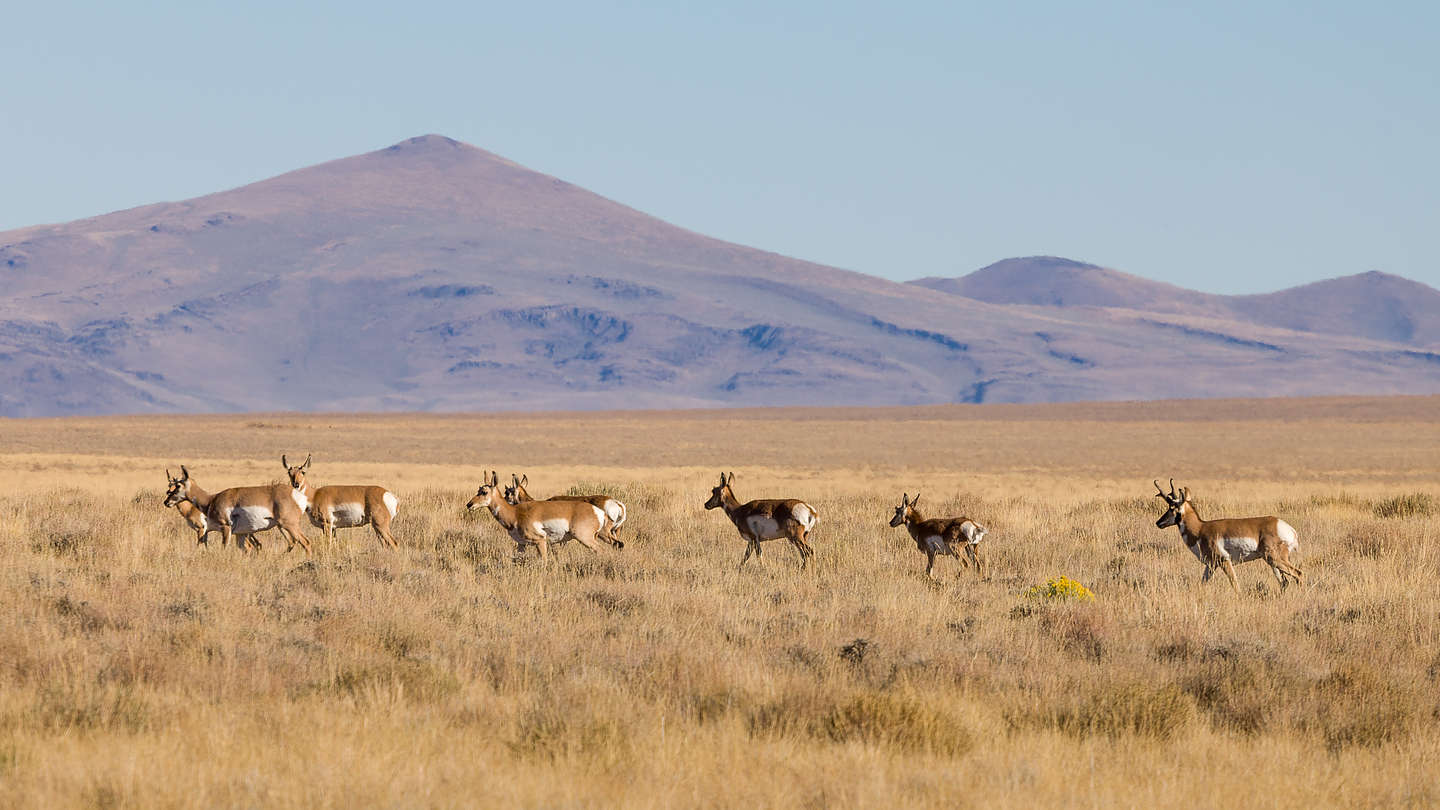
[901,492,909,506]
[180,465,190,480]
[302,454,312,470]
[726,472,735,485]
[521,474,528,486]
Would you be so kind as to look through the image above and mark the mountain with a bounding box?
[2,135,1440,417]
[912,258,1440,348]
[911,257,1227,317]
[1229,272,1440,347]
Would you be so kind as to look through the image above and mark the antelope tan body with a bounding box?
[283,455,399,548]
[279,455,400,547]
[468,471,607,563]
[164,470,271,546]
[1153,479,1304,593]
[888,493,987,579]
[165,464,312,554]
[506,474,626,548]
[306,485,400,547]
[704,472,818,569]
[172,499,277,546]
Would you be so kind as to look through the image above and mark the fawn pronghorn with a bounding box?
[163,468,272,547]
[163,463,313,554]
[1153,479,1304,592]
[888,492,988,579]
[704,472,817,569]
[282,455,400,548]
[503,474,626,548]
[467,471,608,562]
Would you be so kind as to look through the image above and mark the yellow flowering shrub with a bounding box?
[1025,576,1095,602]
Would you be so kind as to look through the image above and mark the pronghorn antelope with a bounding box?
[163,462,313,554]
[504,474,626,548]
[282,455,400,548]
[466,471,608,562]
[704,472,818,569]
[888,492,988,580]
[1153,479,1304,593]
[163,468,272,547]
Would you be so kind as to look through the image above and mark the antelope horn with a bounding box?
[302,453,312,470]
[282,454,289,469]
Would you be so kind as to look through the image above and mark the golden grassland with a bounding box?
[0,396,1438,808]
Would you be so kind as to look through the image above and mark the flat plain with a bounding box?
[1,395,1438,808]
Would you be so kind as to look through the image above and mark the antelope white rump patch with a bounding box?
[601,498,623,525]
[790,503,816,531]
[1276,520,1299,551]
[382,491,399,519]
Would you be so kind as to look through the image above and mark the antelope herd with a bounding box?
[161,458,1307,594]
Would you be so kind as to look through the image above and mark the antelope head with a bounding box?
[704,471,735,510]
[282,453,312,491]
[163,465,192,508]
[1153,478,1190,528]
[467,471,501,511]
[889,492,920,527]
[503,474,529,505]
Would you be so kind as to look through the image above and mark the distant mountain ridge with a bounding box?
[911,257,1440,347]
[2,134,1439,417]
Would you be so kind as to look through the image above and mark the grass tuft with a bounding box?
[1373,492,1435,519]
[1038,683,1196,740]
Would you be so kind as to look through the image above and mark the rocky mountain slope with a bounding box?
[2,135,1438,416]
[912,257,1440,347]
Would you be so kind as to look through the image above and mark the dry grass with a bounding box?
[0,397,1438,807]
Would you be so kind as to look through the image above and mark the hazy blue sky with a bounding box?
[5,1,1437,292]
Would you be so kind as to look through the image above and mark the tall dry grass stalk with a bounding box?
[0,400,1437,807]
